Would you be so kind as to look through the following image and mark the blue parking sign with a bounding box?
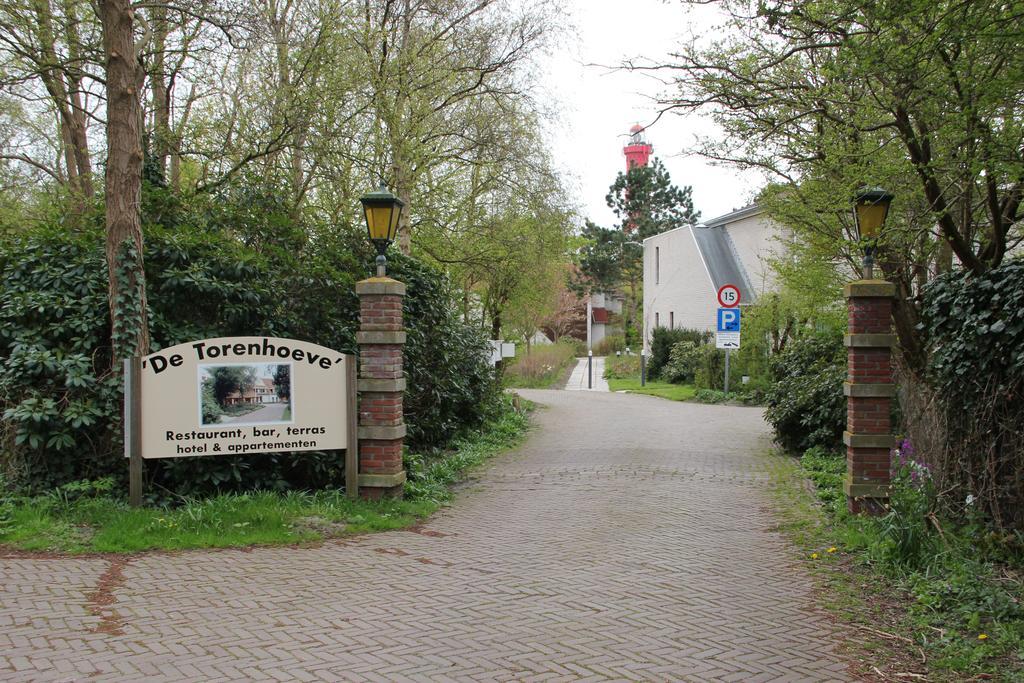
[717,307,741,332]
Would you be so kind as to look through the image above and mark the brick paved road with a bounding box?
[1,390,851,682]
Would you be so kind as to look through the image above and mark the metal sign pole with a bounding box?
[724,349,731,395]
[641,351,647,386]
[587,350,593,389]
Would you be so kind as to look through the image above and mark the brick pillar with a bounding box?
[355,277,407,499]
[844,280,897,514]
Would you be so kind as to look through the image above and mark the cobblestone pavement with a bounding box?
[0,390,852,682]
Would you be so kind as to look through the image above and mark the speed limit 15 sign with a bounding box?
[717,284,741,308]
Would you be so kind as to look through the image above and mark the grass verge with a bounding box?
[0,404,530,555]
[503,342,579,389]
[768,448,1024,681]
[607,377,697,401]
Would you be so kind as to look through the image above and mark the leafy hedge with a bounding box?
[1,198,497,495]
[647,326,711,379]
[764,332,846,453]
[921,260,1024,529]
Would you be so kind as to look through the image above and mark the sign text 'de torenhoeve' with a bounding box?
[135,337,350,459]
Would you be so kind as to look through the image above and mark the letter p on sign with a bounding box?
[717,308,741,332]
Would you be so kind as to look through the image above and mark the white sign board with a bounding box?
[133,337,350,459]
[489,341,516,365]
[716,332,741,349]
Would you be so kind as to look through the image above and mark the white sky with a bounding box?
[537,0,764,228]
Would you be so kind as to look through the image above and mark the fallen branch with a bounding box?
[858,625,915,644]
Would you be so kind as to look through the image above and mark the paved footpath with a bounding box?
[0,391,852,682]
[565,357,609,391]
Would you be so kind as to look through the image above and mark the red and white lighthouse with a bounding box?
[623,124,653,170]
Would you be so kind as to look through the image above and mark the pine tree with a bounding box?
[606,158,699,239]
[574,158,699,342]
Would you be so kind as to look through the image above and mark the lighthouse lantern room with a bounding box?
[623,124,653,170]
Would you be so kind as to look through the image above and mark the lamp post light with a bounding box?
[360,182,405,277]
[852,187,894,279]
[354,182,408,500]
[844,186,897,515]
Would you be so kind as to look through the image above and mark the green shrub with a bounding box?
[764,332,846,452]
[0,194,498,495]
[592,335,625,355]
[871,440,939,571]
[200,379,223,424]
[503,341,577,388]
[604,353,640,379]
[694,344,725,390]
[648,327,712,378]
[692,344,749,393]
[558,337,586,356]
[795,444,1024,676]
[662,340,703,384]
[693,388,728,404]
[921,260,1024,529]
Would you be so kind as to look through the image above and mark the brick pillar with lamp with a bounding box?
[355,277,407,499]
[845,187,897,514]
[355,182,408,500]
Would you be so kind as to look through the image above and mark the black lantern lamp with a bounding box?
[852,186,894,279]
[360,182,404,277]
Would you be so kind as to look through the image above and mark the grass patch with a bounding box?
[768,447,1024,681]
[607,377,697,401]
[404,404,530,503]
[0,490,434,553]
[0,404,530,555]
[221,403,262,417]
[503,342,578,389]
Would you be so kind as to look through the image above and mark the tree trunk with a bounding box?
[393,152,413,255]
[67,89,94,198]
[150,4,170,178]
[32,0,94,209]
[62,0,94,199]
[627,271,640,339]
[490,308,501,340]
[99,0,150,362]
[880,263,927,381]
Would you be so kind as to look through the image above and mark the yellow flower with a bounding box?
[978,634,988,640]
[827,547,837,553]
[810,552,819,560]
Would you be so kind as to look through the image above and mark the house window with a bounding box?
[670,311,674,328]
[655,312,660,328]
[655,246,660,284]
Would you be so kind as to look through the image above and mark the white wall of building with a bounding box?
[642,207,785,354]
[723,214,786,297]
[642,226,718,352]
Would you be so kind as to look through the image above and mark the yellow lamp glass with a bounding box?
[360,183,404,246]
[363,204,396,242]
[854,201,888,238]
[852,187,894,240]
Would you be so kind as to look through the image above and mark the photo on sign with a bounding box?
[198,363,294,427]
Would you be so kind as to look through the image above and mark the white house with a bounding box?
[587,290,624,348]
[641,204,788,351]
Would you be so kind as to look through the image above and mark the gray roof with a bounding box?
[703,203,762,228]
[691,225,757,304]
